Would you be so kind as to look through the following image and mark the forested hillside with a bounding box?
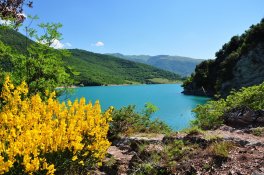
[0,27,181,86]
[183,18,264,97]
[64,49,181,86]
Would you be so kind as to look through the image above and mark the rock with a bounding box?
[247,142,263,147]
[144,143,163,153]
[228,170,244,175]
[183,134,209,148]
[222,43,264,97]
[223,106,264,128]
[186,165,197,175]
[129,133,164,143]
[219,125,236,132]
[228,170,236,175]
[234,130,244,134]
[252,171,264,175]
[182,86,213,97]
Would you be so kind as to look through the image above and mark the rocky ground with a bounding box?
[99,126,264,175]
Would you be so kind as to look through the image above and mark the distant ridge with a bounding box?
[108,53,204,76]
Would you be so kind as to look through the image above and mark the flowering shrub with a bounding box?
[0,76,112,174]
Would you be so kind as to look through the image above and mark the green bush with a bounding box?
[182,126,204,135]
[192,99,226,129]
[192,82,264,129]
[226,83,264,110]
[135,163,155,175]
[109,103,171,139]
[0,24,72,97]
[163,140,187,161]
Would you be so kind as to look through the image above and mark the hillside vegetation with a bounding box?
[0,27,181,86]
[109,53,204,77]
[183,18,264,97]
[64,50,181,86]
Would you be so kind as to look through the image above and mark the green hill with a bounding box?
[64,49,181,86]
[108,53,204,77]
[0,27,30,55]
[182,18,264,97]
[0,27,181,86]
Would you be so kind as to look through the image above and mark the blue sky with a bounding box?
[22,0,264,59]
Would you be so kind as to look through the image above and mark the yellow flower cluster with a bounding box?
[0,76,112,174]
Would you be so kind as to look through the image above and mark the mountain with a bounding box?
[108,53,204,77]
[182,18,264,97]
[0,27,181,86]
[109,53,151,63]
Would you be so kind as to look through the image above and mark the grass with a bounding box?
[205,134,222,142]
[148,78,182,84]
[209,141,234,158]
[124,80,141,85]
[104,155,117,167]
[251,127,264,136]
[130,133,164,138]
[182,126,204,135]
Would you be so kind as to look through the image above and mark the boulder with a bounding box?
[223,106,264,128]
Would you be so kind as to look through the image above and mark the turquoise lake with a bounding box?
[59,84,209,130]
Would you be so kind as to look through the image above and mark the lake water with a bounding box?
[59,84,209,130]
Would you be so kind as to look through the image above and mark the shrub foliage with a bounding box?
[192,82,264,129]
[109,104,171,138]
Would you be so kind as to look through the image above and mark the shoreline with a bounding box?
[56,85,79,89]
[56,82,183,89]
[105,82,183,87]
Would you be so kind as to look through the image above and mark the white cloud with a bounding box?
[95,41,104,47]
[0,19,11,25]
[18,13,27,18]
[65,42,72,47]
[37,39,72,49]
[40,39,72,49]
[50,39,64,49]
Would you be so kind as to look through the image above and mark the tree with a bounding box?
[0,22,73,96]
[0,0,74,97]
[0,0,32,26]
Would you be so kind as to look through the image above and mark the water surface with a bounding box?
[59,84,209,130]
